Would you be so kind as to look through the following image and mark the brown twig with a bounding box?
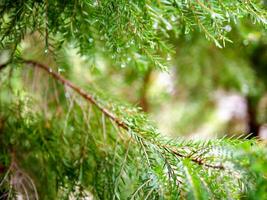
[163,146,224,170]
[24,60,129,130]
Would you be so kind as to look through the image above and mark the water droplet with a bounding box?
[44,49,48,54]
[167,54,171,61]
[93,1,98,6]
[153,22,158,29]
[166,23,173,30]
[58,68,64,73]
[211,12,221,19]
[116,48,121,53]
[223,25,232,32]
[171,15,177,22]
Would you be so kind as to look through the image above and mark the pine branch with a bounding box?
[1,0,266,70]
[1,59,266,199]
[0,59,226,173]
[1,1,267,198]
[162,145,224,170]
[15,59,226,171]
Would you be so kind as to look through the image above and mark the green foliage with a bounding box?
[1,0,266,70]
[0,66,267,199]
[1,0,267,199]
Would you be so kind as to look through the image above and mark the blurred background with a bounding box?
[55,21,267,140]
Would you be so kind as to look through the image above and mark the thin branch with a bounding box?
[24,59,129,130]
[130,179,151,200]
[165,146,224,170]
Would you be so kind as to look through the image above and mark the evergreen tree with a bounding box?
[0,0,267,199]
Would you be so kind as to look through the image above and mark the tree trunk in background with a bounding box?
[140,69,152,112]
[247,96,260,138]
[247,43,267,138]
